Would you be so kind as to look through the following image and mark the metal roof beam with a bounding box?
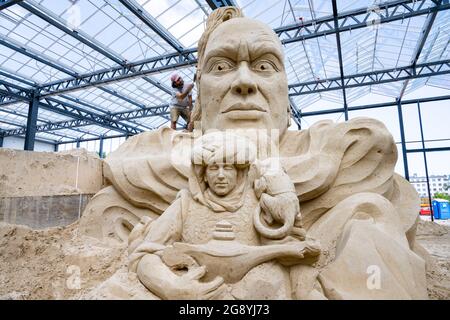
[289,97,302,129]
[18,0,126,65]
[0,117,81,141]
[40,97,143,135]
[398,0,442,100]
[0,82,142,135]
[0,72,163,134]
[17,0,172,96]
[0,33,169,118]
[0,69,37,87]
[297,94,450,117]
[205,0,237,10]
[0,39,155,131]
[0,98,99,134]
[58,93,157,130]
[275,0,450,44]
[289,59,450,95]
[118,0,185,53]
[57,133,129,145]
[0,133,57,145]
[0,36,79,77]
[0,104,99,138]
[36,48,197,97]
[2,118,92,137]
[110,104,170,121]
[0,0,22,11]
[29,0,450,97]
[332,0,348,121]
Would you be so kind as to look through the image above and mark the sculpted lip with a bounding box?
[221,102,267,113]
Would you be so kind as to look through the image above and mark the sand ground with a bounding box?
[416,217,450,300]
[0,219,448,300]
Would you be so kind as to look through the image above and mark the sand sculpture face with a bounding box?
[199,18,290,135]
[204,163,238,196]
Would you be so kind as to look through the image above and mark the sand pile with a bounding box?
[417,220,449,237]
[0,221,126,300]
[0,219,448,300]
[416,220,450,300]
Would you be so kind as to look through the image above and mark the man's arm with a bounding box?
[132,197,225,299]
[188,94,193,111]
[175,83,194,100]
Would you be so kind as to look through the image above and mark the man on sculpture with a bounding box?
[170,73,194,130]
[81,6,428,300]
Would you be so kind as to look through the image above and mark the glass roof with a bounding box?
[0,0,449,142]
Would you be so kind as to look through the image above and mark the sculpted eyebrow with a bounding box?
[204,46,237,62]
[250,43,283,62]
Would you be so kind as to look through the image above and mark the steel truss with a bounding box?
[0,81,142,136]
[1,104,170,137]
[289,59,450,95]
[36,49,197,97]
[205,0,237,10]
[296,94,450,118]
[275,0,449,44]
[3,119,93,137]
[16,0,446,98]
[0,0,449,147]
[0,0,22,10]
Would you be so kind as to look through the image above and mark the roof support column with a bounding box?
[417,101,434,221]
[99,136,104,158]
[396,98,409,180]
[24,91,39,151]
[332,0,348,121]
[0,134,4,147]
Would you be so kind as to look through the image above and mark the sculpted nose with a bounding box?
[231,63,257,96]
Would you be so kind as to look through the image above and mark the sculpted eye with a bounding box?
[252,60,278,72]
[208,60,235,73]
[224,164,234,170]
[208,164,219,171]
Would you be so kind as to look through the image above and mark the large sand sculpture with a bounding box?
[71,7,430,299]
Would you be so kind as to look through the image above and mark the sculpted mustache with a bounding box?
[221,103,267,113]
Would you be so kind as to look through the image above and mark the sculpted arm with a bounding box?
[133,198,225,299]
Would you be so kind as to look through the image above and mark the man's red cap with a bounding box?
[170,73,181,82]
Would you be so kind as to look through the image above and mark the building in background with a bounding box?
[410,173,449,199]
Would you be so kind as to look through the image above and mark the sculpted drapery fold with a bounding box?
[98,117,413,234]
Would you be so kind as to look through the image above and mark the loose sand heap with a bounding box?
[416,220,450,300]
[0,219,448,300]
[0,221,127,299]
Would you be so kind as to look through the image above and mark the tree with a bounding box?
[434,192,450,201]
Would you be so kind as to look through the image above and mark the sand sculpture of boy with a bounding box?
[127,132,320,299]
[80,7,428,299]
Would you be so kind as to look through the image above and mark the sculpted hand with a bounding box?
[168,266,226,300]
